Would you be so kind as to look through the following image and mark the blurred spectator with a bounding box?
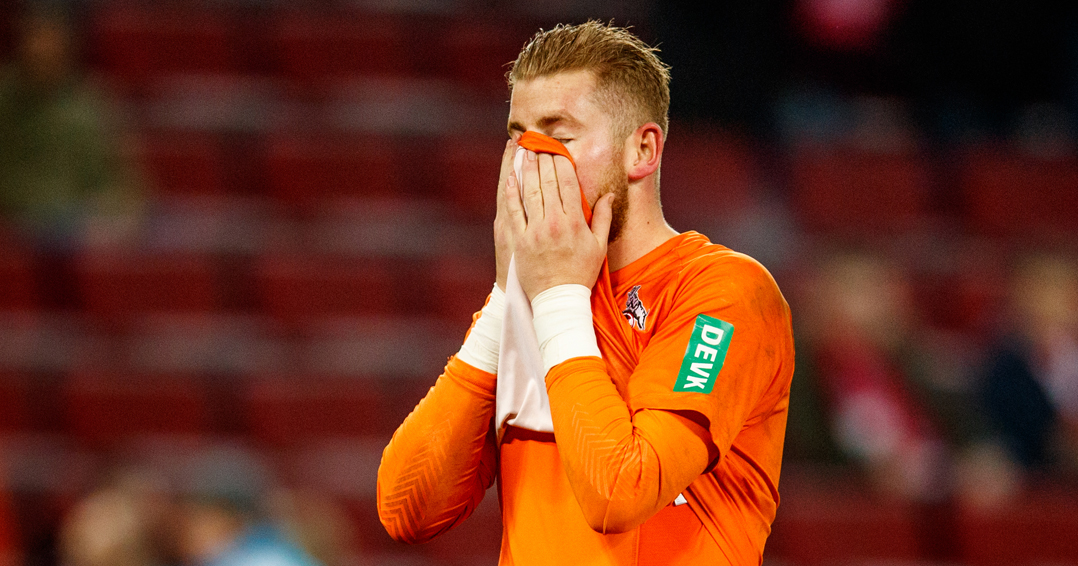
[174,447,322,566]
[805,251,947,500]
[982,251,1078,478]
[59,468,170,566]
[267,489,357,566]
[0,3,141,249]
[799,249,1017,503]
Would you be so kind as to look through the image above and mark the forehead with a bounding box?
[508,69,610,130]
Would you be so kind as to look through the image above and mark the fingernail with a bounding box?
[527,150,537,161]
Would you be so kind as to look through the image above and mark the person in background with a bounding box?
[982,251,1078,480]
[59,469,171,566]
[174,447,322,566]
[804,251,948,500]
[267,488,358,566]
[0,3,141,249]
[802,249,1018,506]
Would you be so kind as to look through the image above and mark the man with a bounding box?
[0,4,141,247]
[377,21,794,565]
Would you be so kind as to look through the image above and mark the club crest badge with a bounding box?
[622,285,649,331]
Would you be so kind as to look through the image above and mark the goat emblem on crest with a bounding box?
[622,285,649,331]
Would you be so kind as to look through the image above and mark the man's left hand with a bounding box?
[504,150,614,300]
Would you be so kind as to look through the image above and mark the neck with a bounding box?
[606,182,678,272]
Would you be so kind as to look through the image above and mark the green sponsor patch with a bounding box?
[673,315,734,394]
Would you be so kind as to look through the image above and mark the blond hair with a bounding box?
[508,21,671,140]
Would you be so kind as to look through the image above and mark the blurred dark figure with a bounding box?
[59,469,171,566]
[174,447,322,566]
[982,252,1078,478]
[0,3,141,249]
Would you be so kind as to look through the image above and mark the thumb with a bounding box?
[590,193,615,245]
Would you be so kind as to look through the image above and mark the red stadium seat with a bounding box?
[660,131,760,227]
[134,131,228,197]
[270,9,410,84]
[790,146,931,236]
[436,136,506,219]
[61,369,211,445]
[242,375,387,445]
[0,483,16,566]
[427,255,495,325]
[88,4,238,87]
[960,146,1078,239]
[75,250,221,325]
[955,486,1078,566]
[768,472,923,564]
[120,313,285,377]
[909,252,1008,336]
[264,133,402,212]
[0,238,37,312]
[435,19,527,94]
[0,371,34,433]
[0,312,89,376]
[297,317,457,382]
[253,252,398,325]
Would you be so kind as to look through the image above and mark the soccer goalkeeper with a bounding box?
[377,21,795,565]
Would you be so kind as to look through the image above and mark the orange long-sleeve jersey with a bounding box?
[378,232,794,564]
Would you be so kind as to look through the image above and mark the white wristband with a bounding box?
[531,284,601,376]
[456,284,505,374]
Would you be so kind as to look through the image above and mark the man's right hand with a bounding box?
[494,139,519,291]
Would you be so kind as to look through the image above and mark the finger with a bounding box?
[520,150,544,221]
[552,155,581,218]
[503,169,528,237]
[499,139,516,181]
[496,140,516,209]
[590,193,615,245]
[538,153,562,219]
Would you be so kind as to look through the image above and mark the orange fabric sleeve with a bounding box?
[544,356,716,534]
[377,352,498,544]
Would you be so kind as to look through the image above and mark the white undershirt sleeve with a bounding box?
[455,284,505,374]
[530,284,601,376]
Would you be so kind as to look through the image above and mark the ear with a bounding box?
[625,122,664,182]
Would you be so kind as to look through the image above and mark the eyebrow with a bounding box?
[507,113,583,137]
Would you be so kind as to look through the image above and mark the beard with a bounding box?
[595,155,629,243]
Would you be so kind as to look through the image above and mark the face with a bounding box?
[508,70,629,241]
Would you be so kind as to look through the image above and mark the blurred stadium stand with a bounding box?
[1,1,1077,565]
